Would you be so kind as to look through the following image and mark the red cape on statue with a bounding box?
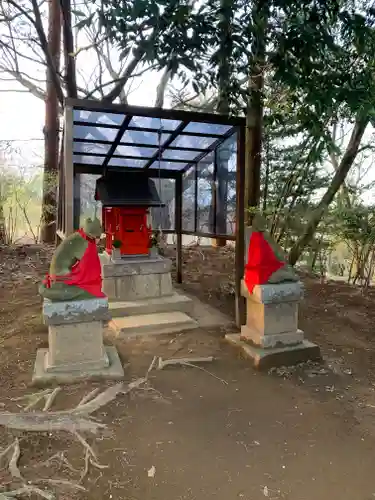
[244,231,285,293]
[44,229,105,298]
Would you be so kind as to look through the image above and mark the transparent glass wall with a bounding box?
[216,133,237,235]
[150,178,175,231]
[196,151,214,233]
[182,167,196,231]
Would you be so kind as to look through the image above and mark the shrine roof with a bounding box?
[67,98,244,175]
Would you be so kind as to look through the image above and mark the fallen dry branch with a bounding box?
[0,486,55,499]
[157,356,214,369]
[157,356,228,385]
[36,478,86,492]
[0,358,156,498]
[8,438,22,481]
[0,412,105,433]
[77,387,101,407]
[43,388,61,412]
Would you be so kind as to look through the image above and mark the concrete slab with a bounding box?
[43,298,109,325]
[32,345,125,385]
[241,280,304,303]
[109,293,193,317]
[102,256,172,277]
[225,333,321,370]
[109,311,197,338]
[103,273,173,301]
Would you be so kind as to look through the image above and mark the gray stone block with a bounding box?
[160,272,173,296]
[43,298,109,325]
[102,256,172,278]
[225,333,321,370]
[241,280,304,304]
[240,325,304,349]
[47,321,107,369]
[102,277,117,299]
[32,346,125,385]
[245,300,299,336]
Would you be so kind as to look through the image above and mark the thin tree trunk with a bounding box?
[0,202,6,245]
[262,133,270,213]
[60,0,77,98]
[288,114,370,266]
[245,0,270,226]
[40,0,61,243]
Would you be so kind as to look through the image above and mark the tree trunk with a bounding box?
[288,114,370,266]
[0,202,6,245]
[245,0,270,226]
[40,0,61,243]
[60,0,77,98]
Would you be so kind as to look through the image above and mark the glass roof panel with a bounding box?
[73,154,106,165]
[149,161,187,171]
[183,122,232,135]
[73,109,125,126]
[162,149,201,161]
[170,135,218,150]
[120,129,171,146]
[73,125,119,142]
[115,145,157,158]
[129,116,181,131]
[73,142,111,155]
[108,157,147,168]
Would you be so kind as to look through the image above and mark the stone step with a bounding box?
[109,293,193,318]
[109,311,198,337]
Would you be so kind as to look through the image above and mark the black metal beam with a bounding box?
[73,151,191,165]
[194,164,198,233]
[67,97,246,127]
[144,122,189,169]
[73,163,180,179]
[102,115,132,170]
[74,137,208,153]
[212,149,218,233]
[182,128,237,174]
[73,121,226,139]
[175,175,183,284]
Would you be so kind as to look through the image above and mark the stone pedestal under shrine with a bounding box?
[32,298,124,385]
[101,252,173,301]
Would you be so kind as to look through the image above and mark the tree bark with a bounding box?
[60,0,77,98]
[245,0,270,225]
[214,0,233,246]
[40,0,61,243]
[288,114,370,266]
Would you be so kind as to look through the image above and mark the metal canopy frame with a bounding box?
[60,98,246,327]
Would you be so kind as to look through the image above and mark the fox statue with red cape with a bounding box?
[39,218,106,301]
[244,214,298,294]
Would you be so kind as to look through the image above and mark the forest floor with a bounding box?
[0,244,375,499]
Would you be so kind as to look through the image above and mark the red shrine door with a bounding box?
[103,207,150,256]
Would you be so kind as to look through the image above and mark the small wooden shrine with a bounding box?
[95,171,163,257]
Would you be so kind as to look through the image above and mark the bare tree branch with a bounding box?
[155,65,172,108]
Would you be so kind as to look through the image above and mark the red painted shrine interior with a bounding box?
[102,207,151,256]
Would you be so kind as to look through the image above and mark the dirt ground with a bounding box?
[1,244,375,499]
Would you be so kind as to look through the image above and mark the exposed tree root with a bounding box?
[0,357,157,499]
[8,438,22,481]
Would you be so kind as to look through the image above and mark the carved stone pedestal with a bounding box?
[101,253,173,301]
[32,298,124,385]
[226,281,321,370]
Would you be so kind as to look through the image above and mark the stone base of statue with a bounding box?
[225,280,320,370]
[32,297,125,385]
